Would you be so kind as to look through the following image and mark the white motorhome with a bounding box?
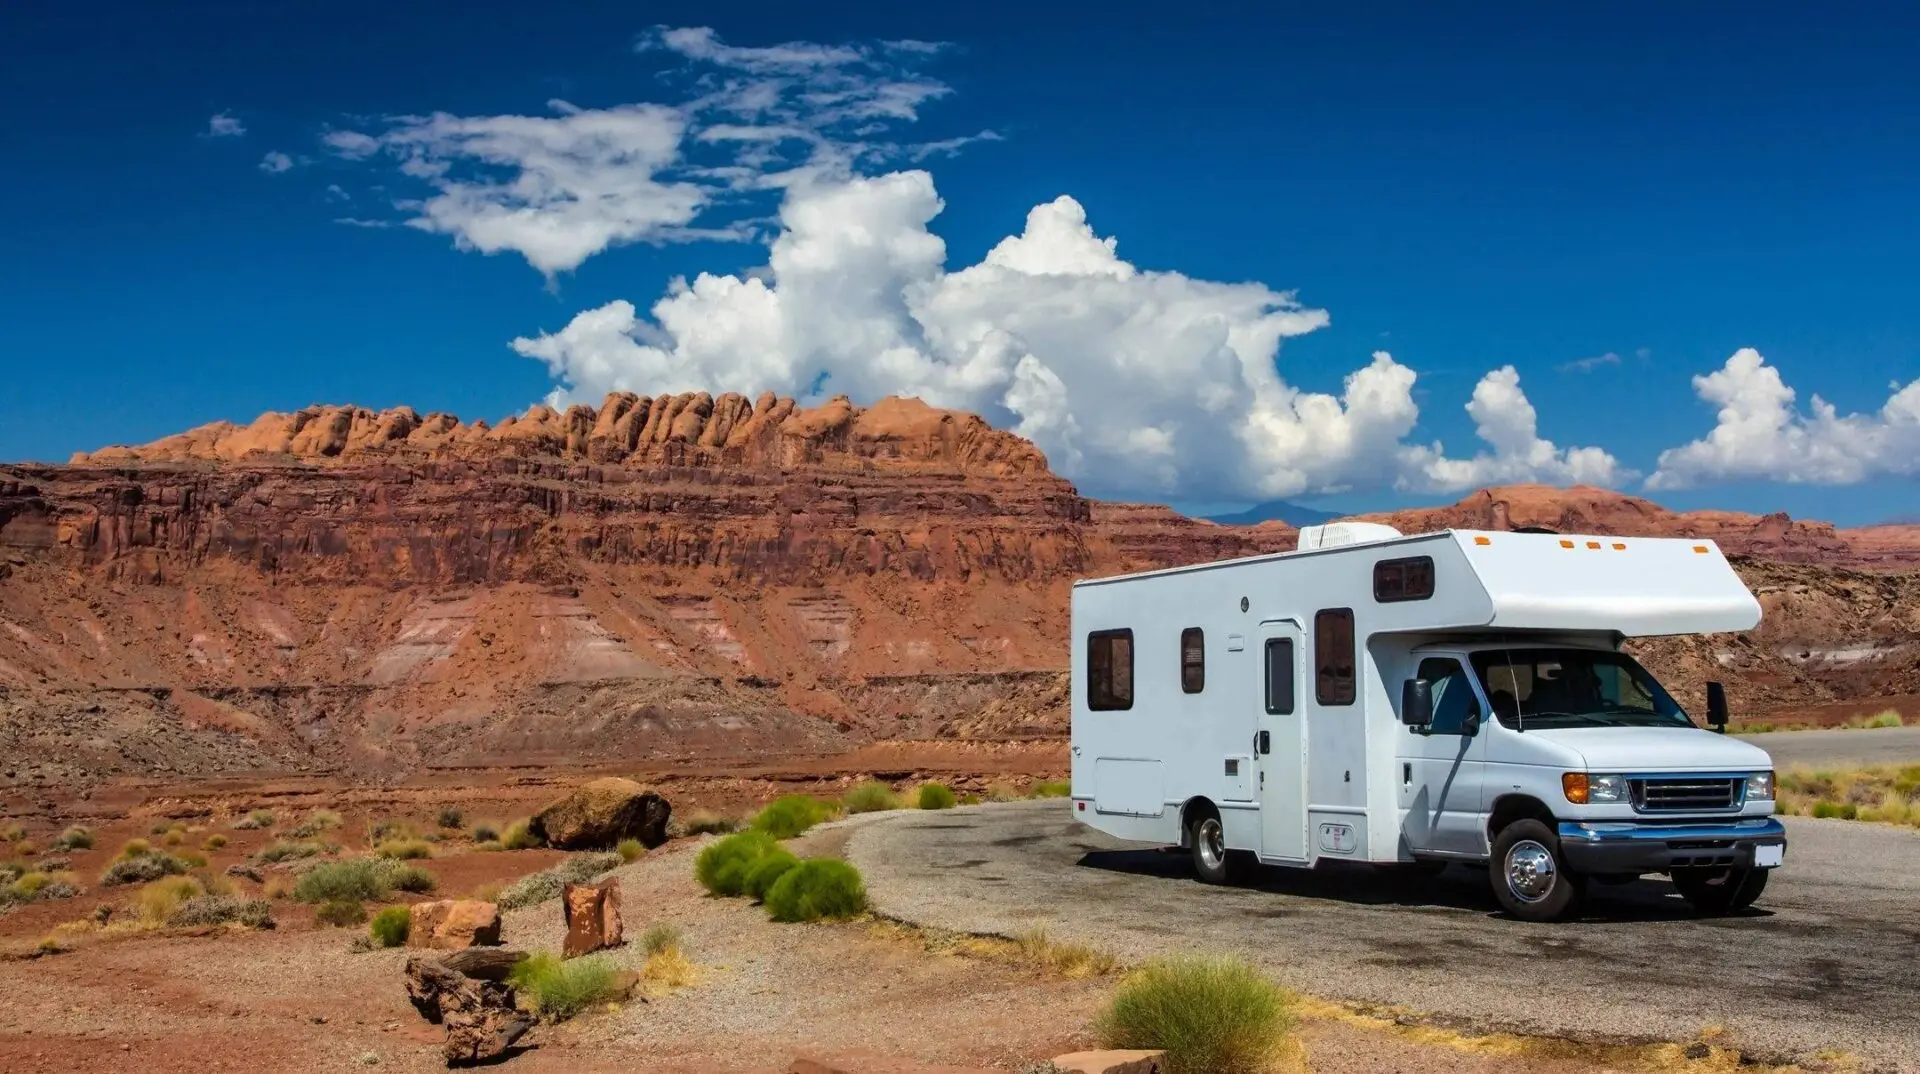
[1068,523,1784,921]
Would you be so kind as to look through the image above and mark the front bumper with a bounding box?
[1557,817,1786,875]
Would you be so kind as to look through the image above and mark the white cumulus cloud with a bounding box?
[205,112,246,138]
[1647,348,1920,489]
[512,172,1621,500]
[258,151,294,173]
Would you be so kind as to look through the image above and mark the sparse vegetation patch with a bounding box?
[509,952,625,1021]
[369,905,411,947]
[1031,780,1072,799]
[694,831,781,897]
[316,899,368,927]
[292,857,438,903]
[496,852,621,910]
[1779,765,1920,827]
[102,853,188,887]
[750,795,834,839]
[1095,955,1293,1074]
[233,810,276,831]
[916,783,957,810]
[764,859,868,922]
[169,895,275,929]
[616,838,645,863]
[678,810,739,836]
[842,781,901,814]
[502,819,541,850]
[49,826,94,851]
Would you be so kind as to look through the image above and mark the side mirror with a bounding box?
[1401,678,1434,731]
[1706,681,1729,733]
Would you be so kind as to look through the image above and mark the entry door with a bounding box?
[1257,621,1308,862]
[1398,656,1489,856]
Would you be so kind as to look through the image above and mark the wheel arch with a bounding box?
[1178,796,1219,847]
[1487,793,1556,843]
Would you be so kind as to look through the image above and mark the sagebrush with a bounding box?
[1095,956,1292,1074]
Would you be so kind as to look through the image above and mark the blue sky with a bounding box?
[3,1,1917,523]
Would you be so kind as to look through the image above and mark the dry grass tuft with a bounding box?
[641,944,698,993]
[1015,927,1120,978]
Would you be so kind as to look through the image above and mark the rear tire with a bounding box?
[1188,814,1251,884]
[1490,819,1583,921]
[1673,866,1768,915]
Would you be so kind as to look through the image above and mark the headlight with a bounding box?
[1562,772,1627,805]
[1588,774,1628,803]
[1747,771,1775,801]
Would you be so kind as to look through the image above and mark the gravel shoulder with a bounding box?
[850,801,1920,1072]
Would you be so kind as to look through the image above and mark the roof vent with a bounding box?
[1296,522,1403,550]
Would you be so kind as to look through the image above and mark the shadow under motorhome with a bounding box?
[1067,522,1784,921]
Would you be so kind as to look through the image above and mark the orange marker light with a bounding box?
[1473,536,1491,546]
[1585,540,1601,550]
[1693,545,1710,554]
[1562,772,1590,804]
[1559,539,1575,549]
[1612,542,1626,550]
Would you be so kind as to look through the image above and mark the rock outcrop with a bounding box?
[404,948,535,1065]
[531,779,671,850]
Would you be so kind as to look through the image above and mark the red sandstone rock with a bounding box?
[407,900,502,949]
[561,879,623,958]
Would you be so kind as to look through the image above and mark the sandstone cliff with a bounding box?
[3,398,1916,787]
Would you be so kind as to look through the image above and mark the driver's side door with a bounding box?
[1397,656,1489,856]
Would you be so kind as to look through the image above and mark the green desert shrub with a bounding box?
[203,834,228,851]
[1811,800,1859,820]
[374,838,433,861]
[135,876,205,924]
[117,838,154,860]
[101,853,187,887]
[255,840,324,864]
[436,807,465,830]
[764,859,868,923]
[640,923,683,957]
[174,850,209,869]
[616,838,645,863]
[288,810,343,838]
[502,819,541,850]
[384,862,438,894]
[842,781,901,814]
[232,810,276,831]
[1031,780,1072,799]
[291,857,436,902]
[694,831,781,897]
[315,899,367,928]
[169,895,274,929]
[495,853,621,910]
[508,952,623,1021]
[1095,956,1292,1074]
[750,795,833,840]
[369,905,411,947]
[742,848,800,902]
[915,783,957,811]
[49,826,94,852]
[471,821,501,843]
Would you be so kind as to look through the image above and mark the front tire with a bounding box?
[1672,866,1768,915]
[1491,819,1583,921]
[1188,815,1251,884]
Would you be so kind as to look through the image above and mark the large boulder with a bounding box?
[562,878,624,958]
[529,778,671,850]
[404,950,535,1065]
[408,900,503,949]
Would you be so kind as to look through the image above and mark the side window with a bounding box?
[1264,638,1294,714]
[1087,629,1134,711]
[1180,627,1204,694]
[1374,556,1435,602]
[1416,657,1480,734]
[1314,609,1356,706]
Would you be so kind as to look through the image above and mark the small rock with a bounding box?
[357,1052,379,1066]
[1684,1042,1712,1060]
[561,878,623,958]
[310,1015,327,1025]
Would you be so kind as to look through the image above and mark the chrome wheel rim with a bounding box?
[1505,839,1558,903]
[1197,818,1226,872]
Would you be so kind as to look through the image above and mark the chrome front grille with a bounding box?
[1630,776,1742,812]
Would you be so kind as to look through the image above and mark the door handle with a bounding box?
[1255,730,1270,755]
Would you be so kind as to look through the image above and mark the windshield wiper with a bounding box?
[1519,710,1611,726]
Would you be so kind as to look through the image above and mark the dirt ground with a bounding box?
[0,762,1823,1073]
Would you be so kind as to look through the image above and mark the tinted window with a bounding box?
[1264,638,1294,714]
[1374,556,1435,603]
[1314,609,1356,706]
[1415,657,1479,734]
[1087,629,1134,711]
[1470,648,1690,730]
[1180,627,1204,694]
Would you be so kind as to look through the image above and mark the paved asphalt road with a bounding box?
[848,801,1920,1072]
[1738,725,1920,769]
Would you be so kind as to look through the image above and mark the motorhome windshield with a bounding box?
[1468,648,1692,730]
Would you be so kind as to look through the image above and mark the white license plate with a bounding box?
[1754,844,1785,868]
